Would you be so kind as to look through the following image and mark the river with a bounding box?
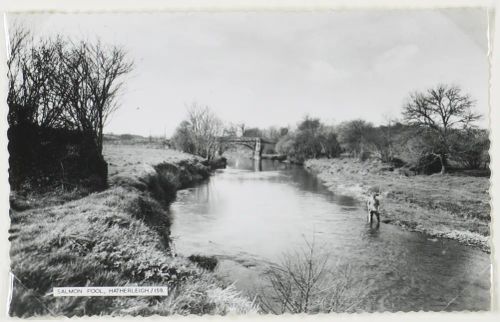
[170,157,490,312]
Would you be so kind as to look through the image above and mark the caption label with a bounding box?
[53,286,169,297]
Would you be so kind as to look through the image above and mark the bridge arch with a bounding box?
[217,136,274,160]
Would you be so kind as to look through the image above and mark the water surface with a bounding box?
[170,157,490,312]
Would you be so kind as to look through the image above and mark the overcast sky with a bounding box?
[8,9,490,136]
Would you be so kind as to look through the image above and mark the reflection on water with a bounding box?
[170,157,490,312]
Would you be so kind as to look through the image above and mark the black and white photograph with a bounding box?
[2,5,494,318]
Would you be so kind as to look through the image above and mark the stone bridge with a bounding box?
[217,136,276,160]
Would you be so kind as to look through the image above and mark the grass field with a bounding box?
[305,158,490,252]
[9,144,256,317]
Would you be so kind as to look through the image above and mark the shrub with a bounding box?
[188,255,218,271]
[8,124,108,191]
[276,117,341,163]
[415,154,442,175]
[450,129,489,169]
[337,119,374,158]
[258,238,363,314]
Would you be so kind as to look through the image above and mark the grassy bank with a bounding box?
[304,158,490,252]
[9,145,256,317]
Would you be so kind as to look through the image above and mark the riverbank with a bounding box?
[9,144,255,317]
[304,158,490,252]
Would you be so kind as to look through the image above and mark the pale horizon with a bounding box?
[8,9,490,137]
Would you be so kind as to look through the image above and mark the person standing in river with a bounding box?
[367,192,381,224]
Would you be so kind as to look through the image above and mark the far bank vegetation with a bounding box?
[171,85,488,176]
[278,85,488,175]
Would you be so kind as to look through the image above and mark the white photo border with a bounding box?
[0,1,497,321]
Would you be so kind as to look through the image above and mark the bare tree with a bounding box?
[58,40,133,152]
[7,25,133,189]
[337,119,374,159]
[6,25,29,122]
[402,84,481,174]
[7,26,133,152]
[174,103,224,160]
[7,27,67,128]
[363,119,407,163]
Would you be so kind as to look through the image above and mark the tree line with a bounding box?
[172,84,488,175]
[281,85,488,173]
[8,26,133,189]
